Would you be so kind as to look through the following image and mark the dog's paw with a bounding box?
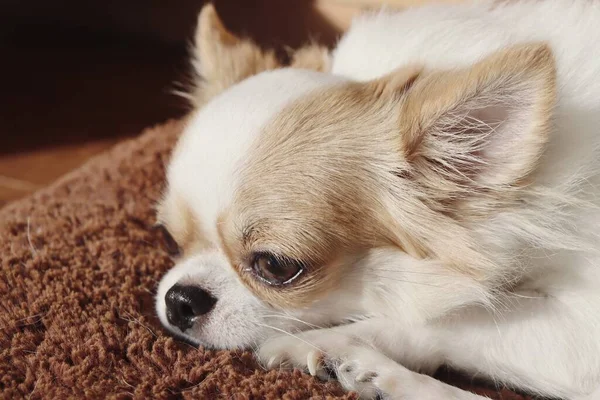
[257,330,399,399]
[257,329,356,380]
[336,347,404,399]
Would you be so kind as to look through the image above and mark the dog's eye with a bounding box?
[251,252,304,286]
[154,224,181,257]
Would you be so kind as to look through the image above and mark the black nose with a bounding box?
[165,284,217,332]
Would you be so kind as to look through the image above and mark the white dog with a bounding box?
[155,1,600,399]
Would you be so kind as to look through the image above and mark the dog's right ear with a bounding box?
[190,4,281,106]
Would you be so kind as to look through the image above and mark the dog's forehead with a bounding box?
[167,68,346,242]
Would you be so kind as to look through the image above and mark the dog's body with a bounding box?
[155,1,600,399]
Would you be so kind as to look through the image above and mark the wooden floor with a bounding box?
[0,27,189,208]
[0,0,423,208]
[0,0,347,208]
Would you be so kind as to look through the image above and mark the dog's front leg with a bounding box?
[432,296,600,399]
[349,248,600,398]
[256,319,486,400]
[339,296,600,399]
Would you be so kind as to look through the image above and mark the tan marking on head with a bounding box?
[215,44,557,307]
[216,208,350,309]
[215,66,427,307]
[171,41,556,310]
[370,64,423,97]
[215,209,238,268]
[157,189,211,255]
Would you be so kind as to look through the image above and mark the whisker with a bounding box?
[365,274,447,288]
[255,323,323,353]
[374,268,457,277]
[26,217,38,256]
[508,291,546,299]
[262,314,324,330]
[277,308,328,329]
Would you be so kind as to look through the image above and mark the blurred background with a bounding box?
[0,0,451,208]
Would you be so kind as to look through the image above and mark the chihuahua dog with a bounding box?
[155,1,600,399]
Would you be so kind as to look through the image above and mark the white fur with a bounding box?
[167,69,346,243]
[158,69,349,347]
[158,1,600,399]
[155,251,268,349]
[326,2,600,397]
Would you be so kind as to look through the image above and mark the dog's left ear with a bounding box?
[380,44,556,204]
[190,4,281,106]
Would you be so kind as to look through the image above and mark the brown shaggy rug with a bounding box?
[0,120,532,399]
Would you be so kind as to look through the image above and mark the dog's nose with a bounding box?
[165,284,217,332]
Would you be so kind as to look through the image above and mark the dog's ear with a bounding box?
[289,42,331,72]
[378,44,556,209]
[189,4,281,106]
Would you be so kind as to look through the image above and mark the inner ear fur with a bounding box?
[388,44,556,201]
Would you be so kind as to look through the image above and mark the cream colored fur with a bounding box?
[156,2,600,399]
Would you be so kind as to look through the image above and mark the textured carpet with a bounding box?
[0,120,531,399]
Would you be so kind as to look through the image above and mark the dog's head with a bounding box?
[155,5,556,349]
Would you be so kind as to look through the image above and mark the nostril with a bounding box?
[178,303,194,319]
[165,284,217,332]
